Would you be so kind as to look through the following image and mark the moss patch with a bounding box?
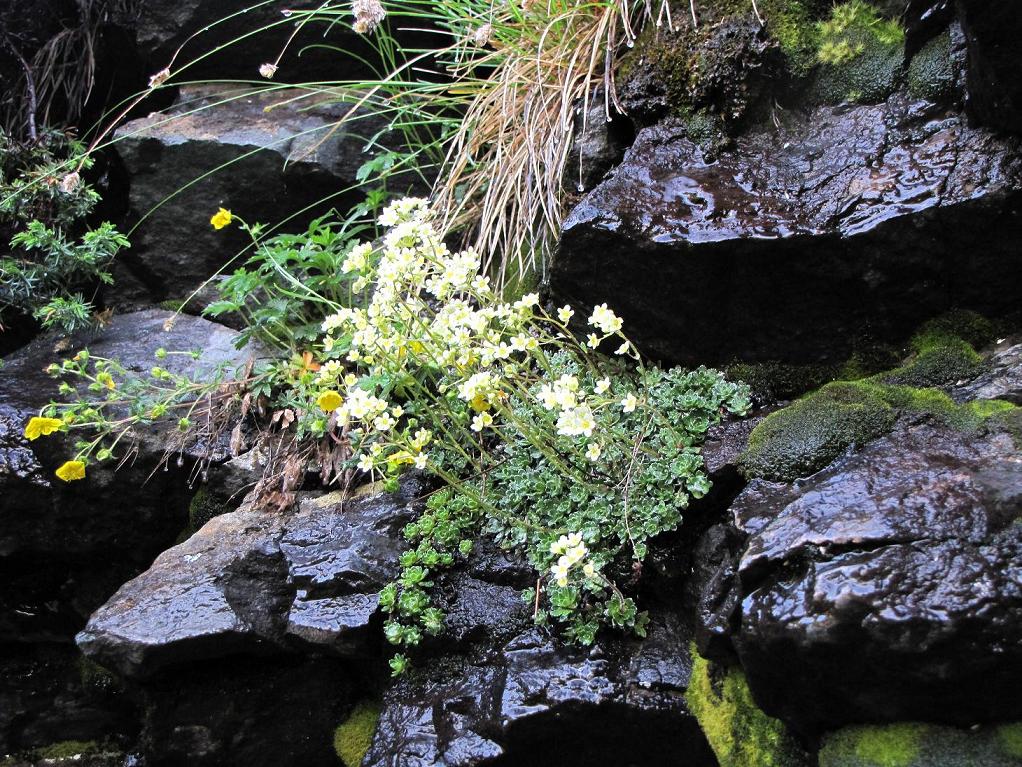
[908,30,955,102]
[334,700,382,766]
[998,724,1022,758]
[686,649,809,767]
[821,722,1022,766]
[34,741,102,760]
[809,1,904,104]
[738,380,897,481]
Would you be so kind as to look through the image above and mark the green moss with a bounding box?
[33,741,102,760]
[189,486,230,531]
[821,722,1022,767]
[908,31,955,102]
[716,0,824,75]
[997,723,1022,758]
[739,380,897,481]
[881,339,983,388]
[334,700,382,766]
[820,725,924,767]
[912,310,996,353]
[809,1,904,103]
[686,648,809,767]
[78,656,121,695]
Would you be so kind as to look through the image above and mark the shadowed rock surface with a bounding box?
[112,86,408,303]
[700,416,1022,733]
[553,95,1022,365]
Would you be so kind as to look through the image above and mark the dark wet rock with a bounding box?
[116,0,388,84]
[552,97,1022,366]
[563,92,632,193]
[137,655,353,767]
[112,86,408,303]
[76,477,428,678]
[0,309,254,563]
[950,340,1022,404]
[958,0,1022,134]
[0,643,136,756]
[904,0,954,56]
[365,616,717,767]
[703,418,1022,733]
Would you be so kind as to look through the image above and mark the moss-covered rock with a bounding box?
[809,1,904,104]
[880,339,983,388]
[738,381,897,481]
[907,30,956,102]
[820,722,1022,766]
[686,649,809,767]
[334,700,382,766]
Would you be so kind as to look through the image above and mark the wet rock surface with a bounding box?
[951,339,1022,404]
[112,86,407,303]
[958,0,1022,134]
[0,308,256,756]
[76,477,428,678]
[700,417,1022,733]
[366,596,716,767]
[553,96,1022,365]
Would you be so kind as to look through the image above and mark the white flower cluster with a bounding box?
[316,197,643,479]
[549,533,597,587]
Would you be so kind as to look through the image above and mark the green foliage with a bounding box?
[816,1,903,66]
[0,130,128,334]
[205,210,375,352]
[998,724,1022,759]
[382,353,750,655]
[686,649,808,767]
[333,701,382,766]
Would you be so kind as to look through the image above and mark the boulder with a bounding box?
[112,85,410,304]
[950,339,1022,404]
[552,96,1022,366]
[365,619,717,767]
[701,417,1022,733]
[957,0,1022,133]
[76,477,428,678]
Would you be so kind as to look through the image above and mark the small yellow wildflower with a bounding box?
[470,393,491,412]
[317,390,343,412]
[24,416,63,441]
[210,207,233,230]
[55,460,86,482]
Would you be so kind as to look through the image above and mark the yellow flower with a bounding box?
[317,390,343,412]
[210,207,233,230]
[470,393,491,412]
[55,460,86,482]
[24,416,63,441]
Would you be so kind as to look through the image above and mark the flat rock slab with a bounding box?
[711,418,1022,732]
[553,97,1022,365]
[76,477,428,678]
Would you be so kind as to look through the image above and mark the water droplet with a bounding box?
[576,183,585,192]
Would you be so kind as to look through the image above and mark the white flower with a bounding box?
[357,454,374,472]
[615,340,631,356]
[414,453,428,469]
[259,62,278,79]
[585,442,601,461]
[556,404,596,438]
[583,562,597,579]
[557,305,574,324]
[594,378,611,394]
[471,412,494,432]
[588,303,623,334]
[566,532,583,548]
[620,393,638,413]
[551,560,570,587]
[373,412,395,432]
[586,333,600,349]
[342,242,373,273]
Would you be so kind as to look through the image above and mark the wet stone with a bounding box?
[552,96,1022,366]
